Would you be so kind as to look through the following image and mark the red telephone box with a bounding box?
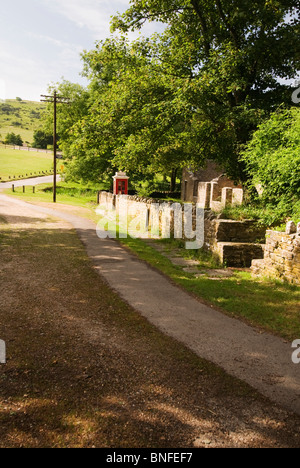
[113,172,129,195]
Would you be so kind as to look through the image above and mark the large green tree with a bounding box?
[242,107,300,216]
[51,1,299,186]
[33,130,53,149]
[111,0,299,178]
[4,132,23,146]
[62,38,191,187]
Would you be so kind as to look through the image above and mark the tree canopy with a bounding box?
[4,132,23,146]
[242,107,300,206]
[111,0,299,175]
[43,0,299,188]
[33,129,53,150]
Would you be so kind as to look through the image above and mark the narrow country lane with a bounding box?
[0,194,300,448]
[0,175,62,189]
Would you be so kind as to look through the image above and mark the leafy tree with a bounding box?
[45,1,299,187]
[242,107,300,203]
[4,132,23,146]
[111,0,299,179]
[241,107,300,222]
[33,129,53,149]
[62,38,190,187]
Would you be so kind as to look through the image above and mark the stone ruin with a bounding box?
[251,222,300,285]
[181,161,244,211]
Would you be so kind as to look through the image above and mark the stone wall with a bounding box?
[251,222,300,285]
[198,182,244,212]
[205,219,266,246]
[204,218,265,267]
[97,192,266,267]
[98,192,198,240]
[98,191,115,210]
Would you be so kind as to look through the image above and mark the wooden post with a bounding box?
[40,92,70,203]
[12,184,14,193]
[23,186,25,193]
[53,91,57,203]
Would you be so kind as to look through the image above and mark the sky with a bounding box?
[0,1,298,102]
[0,0,162,102]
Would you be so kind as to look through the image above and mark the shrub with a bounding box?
[33,130,53,149]
[4,132,23,146]
[241,108,300,223]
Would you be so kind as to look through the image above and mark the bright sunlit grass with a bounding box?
[0,147,53,180]
[3,180,108,208]
[4,181,300,341]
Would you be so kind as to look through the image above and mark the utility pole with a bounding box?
[41,91,70,203]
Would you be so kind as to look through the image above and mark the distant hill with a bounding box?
[0,99,46,146]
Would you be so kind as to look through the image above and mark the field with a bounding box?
[0,147,53,181]
[0,99,46,145]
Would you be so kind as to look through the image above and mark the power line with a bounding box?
[40,91,70,203]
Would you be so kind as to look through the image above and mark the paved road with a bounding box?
[0,175,61,189]
[1,194,300,416]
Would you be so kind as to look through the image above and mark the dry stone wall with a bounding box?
[98,192,194,240]
[204,218,265,267]
[97,192,266,267]
[251,222,300,285]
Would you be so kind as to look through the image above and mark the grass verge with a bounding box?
[3,181,300,342]
[3,180,107,208]
[0,147,53,181]
[118,236,300,342]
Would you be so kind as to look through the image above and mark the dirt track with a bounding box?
[0,195,300,448]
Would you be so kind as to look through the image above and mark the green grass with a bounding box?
[119,236,300,341]
[4,181,300,341]
[158,237,222,267]
[0,99,46,145]
[220,201,300,228]
[3,180,107,208]
[0,147,53,181]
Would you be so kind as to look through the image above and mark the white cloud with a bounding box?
[0,35,85,101]
[42,0,122,38]
[42,0,164,39]
[0,0,164,100]
[26,32,75,49]
[0,54,50,100]
[26,32,84,69]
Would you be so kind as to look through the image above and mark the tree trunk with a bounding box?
[170,168,178,192]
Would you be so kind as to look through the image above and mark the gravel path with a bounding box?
[1,194,300,419]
